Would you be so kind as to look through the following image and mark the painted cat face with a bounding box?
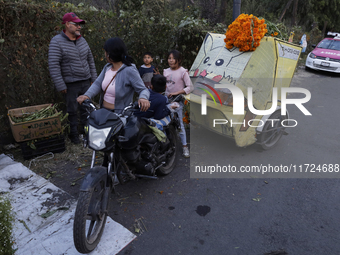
[190,33,251,83]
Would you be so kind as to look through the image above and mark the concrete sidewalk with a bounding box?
[0,154,136,255]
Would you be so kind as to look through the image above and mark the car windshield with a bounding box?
[317,39,340,51]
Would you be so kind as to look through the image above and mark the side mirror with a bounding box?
[312,44,316,48]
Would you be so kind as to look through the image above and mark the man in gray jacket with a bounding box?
[48,12,97,144]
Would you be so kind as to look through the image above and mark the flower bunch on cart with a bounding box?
[224,14,267,52]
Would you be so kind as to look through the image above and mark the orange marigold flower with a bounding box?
[224,14,266,52]
[183,117,189,124]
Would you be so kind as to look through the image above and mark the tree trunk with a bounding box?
[322,20,328,37]
[218,0,228,23]
[212,0,217,18]
[291,0,298,26]
[182,0,187,12]
[200,0,217,23]
[279,0,293,22]
[114,0,120,15]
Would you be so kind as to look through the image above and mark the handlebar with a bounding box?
[122,101,140,115]
[82,99,97,113]
[82,99,143,116]
[168,94,184,103]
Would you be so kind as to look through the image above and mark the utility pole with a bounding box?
[233,0,241,21]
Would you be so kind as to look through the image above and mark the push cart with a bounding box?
[188,32,302,149]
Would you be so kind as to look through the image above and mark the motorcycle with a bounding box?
[73,98,181,254]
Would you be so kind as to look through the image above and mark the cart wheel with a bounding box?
[259,111,287,150]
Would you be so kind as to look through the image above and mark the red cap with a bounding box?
[62,12,85,24]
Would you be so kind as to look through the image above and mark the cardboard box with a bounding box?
[8,104,62,142]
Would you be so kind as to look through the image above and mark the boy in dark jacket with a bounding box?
[138,52,155,89]
[135,74,177,120]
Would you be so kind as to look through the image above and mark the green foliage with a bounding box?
[265,20,288,40]
[0,195,15,255]
[305,26,323,52]
[0,0,64,136]
[242,0,340,33]
[242,0,266,17]
[291,25,305,44]
[0,0,225,141]
[0,0,336,139]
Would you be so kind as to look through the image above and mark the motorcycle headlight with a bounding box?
[88,126,111,150]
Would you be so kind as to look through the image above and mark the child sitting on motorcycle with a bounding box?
[134,74,178,120]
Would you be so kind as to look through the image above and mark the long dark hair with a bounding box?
[104,37,134,66]
[168,49,182,66]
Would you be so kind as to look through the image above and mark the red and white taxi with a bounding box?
[305,32,340,73]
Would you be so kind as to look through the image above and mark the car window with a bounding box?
[330,40,340,50]
[317,39,332,49]
[317,39,340,51]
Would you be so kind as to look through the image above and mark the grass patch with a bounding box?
[0,195,15,255]
[297,51,309,68]
[6,137,95,176]
[25,139,95,175]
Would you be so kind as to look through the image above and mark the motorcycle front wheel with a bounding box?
[157,126,179,175]
[73,180,109,253]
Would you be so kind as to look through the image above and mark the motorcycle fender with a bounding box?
[80,166,107,192]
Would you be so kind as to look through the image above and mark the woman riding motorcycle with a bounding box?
[77,37,150,112]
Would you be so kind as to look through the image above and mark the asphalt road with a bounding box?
[111,67,340,255]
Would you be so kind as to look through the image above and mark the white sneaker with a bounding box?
[113,175,120,186]
[183,147,190,158]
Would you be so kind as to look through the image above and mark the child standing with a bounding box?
[163,50,193,158]
[139,52,155,89]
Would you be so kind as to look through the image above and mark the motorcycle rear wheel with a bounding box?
[73,180,109,253]
[157,126,179,175]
